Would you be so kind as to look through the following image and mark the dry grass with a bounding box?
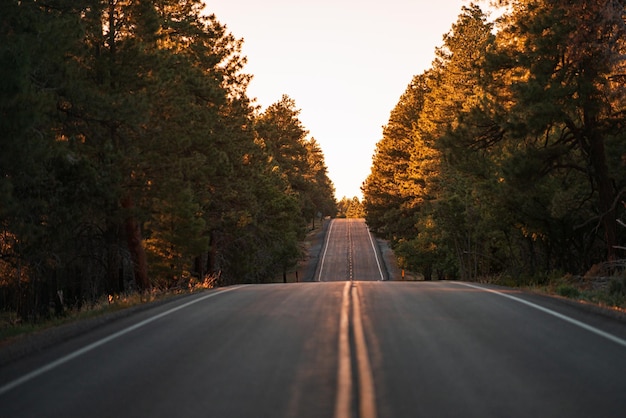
[0,276,218,343]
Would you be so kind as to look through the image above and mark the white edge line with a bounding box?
[0,286,245,396]
[457,282,626,349]
[365,223,385,281]
[317,219,335,282]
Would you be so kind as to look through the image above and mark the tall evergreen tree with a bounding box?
[487,0,626,263]
[1,0,333,320]
[255,95,312,223]
[362,73,429,240]
[0,0,116,317]
[365,1,626,279]
[366,5,496,279]
[304,138,337,226]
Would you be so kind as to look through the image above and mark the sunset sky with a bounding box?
[203,0,489,199]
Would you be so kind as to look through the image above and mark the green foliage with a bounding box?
[556,285,580,299]
[255,95,337,228]
[0,0,336,321]
[608,277,626,298]
[337,196,365,218]
[363,1,626,282]
[362,74,429,240]
[304,138,338,220]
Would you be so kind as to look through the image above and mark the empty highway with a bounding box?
[1,219,626,417]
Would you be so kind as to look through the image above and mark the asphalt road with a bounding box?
[1,219,626,417]
[317,218,385,282]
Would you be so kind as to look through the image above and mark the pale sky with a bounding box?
[203,0,483,199]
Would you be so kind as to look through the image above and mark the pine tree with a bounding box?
[255,95,311,223]
[303,138,337,227]
[362,73,429,240]
[0,0,117,317]
[488,0,626,263]
[388,5,495,278]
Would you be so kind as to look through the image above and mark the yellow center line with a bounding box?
[352,283,377,418]
[334,281,353,418]
[334,281,377,418]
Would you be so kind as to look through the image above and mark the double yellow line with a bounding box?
[335,281,377,418]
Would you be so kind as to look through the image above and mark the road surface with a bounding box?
[317,218,385,282]
[1,219,626,417]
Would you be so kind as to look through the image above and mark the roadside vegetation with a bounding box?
[363,0,626,308]
[547,275,626,312]
[336,196,365,218]
[0,284,197,342]
[0,1,336,327]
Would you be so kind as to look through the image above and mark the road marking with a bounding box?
[317,219,335,281]
[0,286,245,397]
[334,282,378,418]
[347,219,354,281]
[352,284,377,418]
[365,222,385,281]
[458,282,626,349]
[334,282,352,418]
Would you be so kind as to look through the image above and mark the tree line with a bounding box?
[363,1,626,281]
[0,0,336,321]
[336,196,365,218]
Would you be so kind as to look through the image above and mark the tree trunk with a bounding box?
[589,132,617,261]
[208,230,220,277]
[194,254,205,280]
[105,222,123,294]
[121,195,150,290]
[423,264,433,281]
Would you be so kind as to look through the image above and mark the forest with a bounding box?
[363,1,626,282]
[0,0,336,322]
